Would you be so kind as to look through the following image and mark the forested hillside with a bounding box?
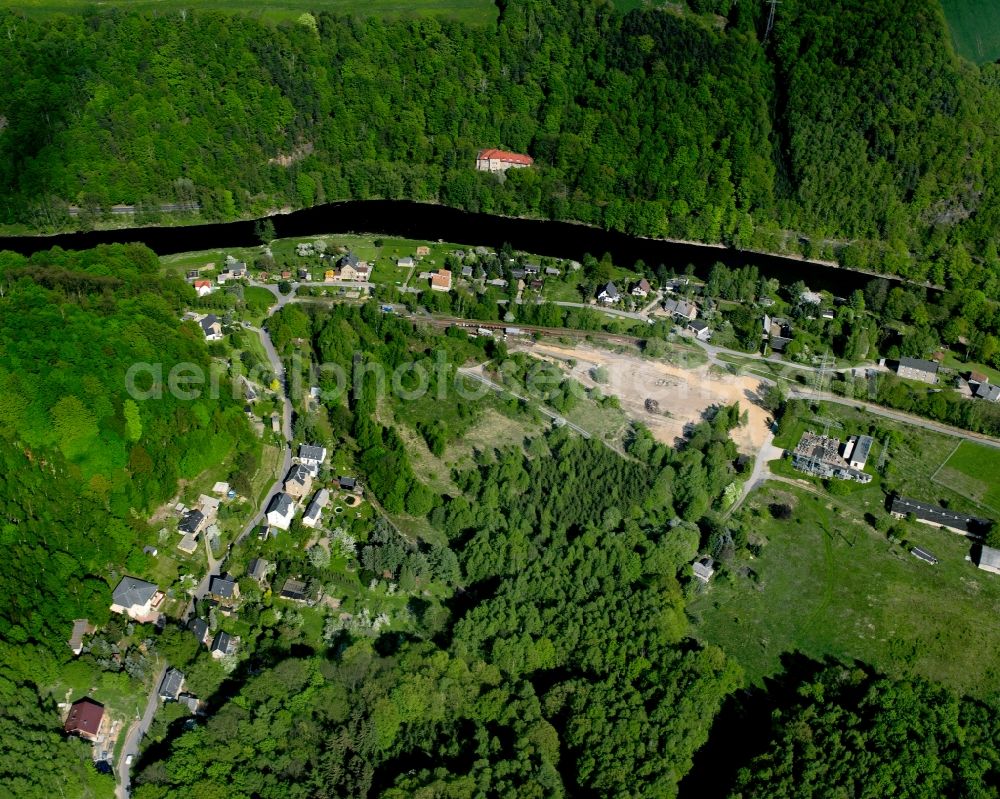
[2,0,1000,290]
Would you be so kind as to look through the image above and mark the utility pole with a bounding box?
[764,0,780,43]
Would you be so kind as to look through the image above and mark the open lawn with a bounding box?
[690,483,1000,696]
[941,0,1000,63]
[934,440,1000,515]
[1,0,498,24]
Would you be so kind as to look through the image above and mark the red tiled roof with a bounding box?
[477,148,534,166]
[194,280,212,287]
[431,270,452,288]
[64,698,104,737]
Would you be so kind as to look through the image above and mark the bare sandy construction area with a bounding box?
[513,341,771,454]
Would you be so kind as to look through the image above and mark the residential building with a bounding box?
[688,320,712,342]
[177,534,198,554]
[896,357,939,384]
[632,278,652,297]
[338,476,360,493]
[324,269,336,282]
[791,432,872,483]
[663,298,698,321]
[692,557,715,583]
[199,314,222,341]
[461,265,474,278]
[890,496,991,536]
[68,619,94,656]
[193,279,213,297]
[209,575,240,602]
[475,148,534,172]
[431,269,452,292]
[266,492,295,530]
[597,282,620,304]
[64,698,105,741]
[158,668,185,701]
[976,545,1000,575]
[247,558,271,585]
[110,576,163,622]
[397,256,414,268]
[284,463,313,499]
[188,617,211,646]
[178,509,206,535]
[974,381,1000,402]
[210,630,239,660]
[545,266,561,277]
[298,444,327,473]
[302,489,330,528]
[279,578,309,602]
[524,264,540,275]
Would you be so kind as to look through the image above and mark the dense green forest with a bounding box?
[3,0,1000,291]
[0,244,256,795]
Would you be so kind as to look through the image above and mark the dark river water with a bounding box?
[0,199,887,294]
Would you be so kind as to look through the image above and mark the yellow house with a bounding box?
[324,269,336,282]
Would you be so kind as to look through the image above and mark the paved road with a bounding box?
[116,663,167,799]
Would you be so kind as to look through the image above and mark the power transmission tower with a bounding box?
[813,349,835,394]
[764,0,780,42]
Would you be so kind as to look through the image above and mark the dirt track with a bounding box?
[514,341,770,454]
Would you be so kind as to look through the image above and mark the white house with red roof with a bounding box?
[476,148,534,172]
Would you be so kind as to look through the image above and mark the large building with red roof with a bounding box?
[64,697,105,741]
[476,148,534,173]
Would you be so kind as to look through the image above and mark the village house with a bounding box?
[431,269,452,292]
[64,698,105,742]
[266,492,295,530]
[210,630,239,660]
[284,463,313,499]
[475,148,534,172]
[193,279,213,297]
[177,534,198,555]
[524,264,540,276]
[545,266,561,277]
[663,298,698,322]
[279,578,309,602]
[68,619,94,656]
[692,557,716,583]
[199,314,222,341]
[687,319,712,342]
[209,575,240,602]
[972,379,1000,402]
[632,278,652,298]
[597,282,620,304]
[298,443,327,474]
[110,576,163,622]
[188,617,211,646]
[324,268,336,282]
[302,488,330,528]
[397,256,415,268]
[338,252,368,281]
[158,668,185,702]
[462,265,474,278]
[890,496,991,536]
[338,476,362,493]
[178,508,206,535]
[247,558,271,585]
[895,357,939,384]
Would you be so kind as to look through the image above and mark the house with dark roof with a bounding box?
[338,476,361,493]
[843,435,874,471]
[890,496,991,536]
[178,509,206,535]
[110,576,162,622]
[298,444,327,471]
[974,382,1000,402]
[188,617,210,646]
[247,558,271,585]
[209,575,240,602]
[64,698,105,741]
[303,489,330,529]
[663,298,698,322]
[895,357,939,384]
[284,463,313,499]
[199,314,223,341]
[266,492,295,530]
[597,282,620,304]
[279,578,309,602]
[210,630,239,660]
[158,668,185,701]
[687,319,712,341]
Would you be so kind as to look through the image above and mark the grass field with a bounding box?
[1,0,498,25]
[690,483,1000,696]
[934,440,1000,514]
[941,0,1000,63]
